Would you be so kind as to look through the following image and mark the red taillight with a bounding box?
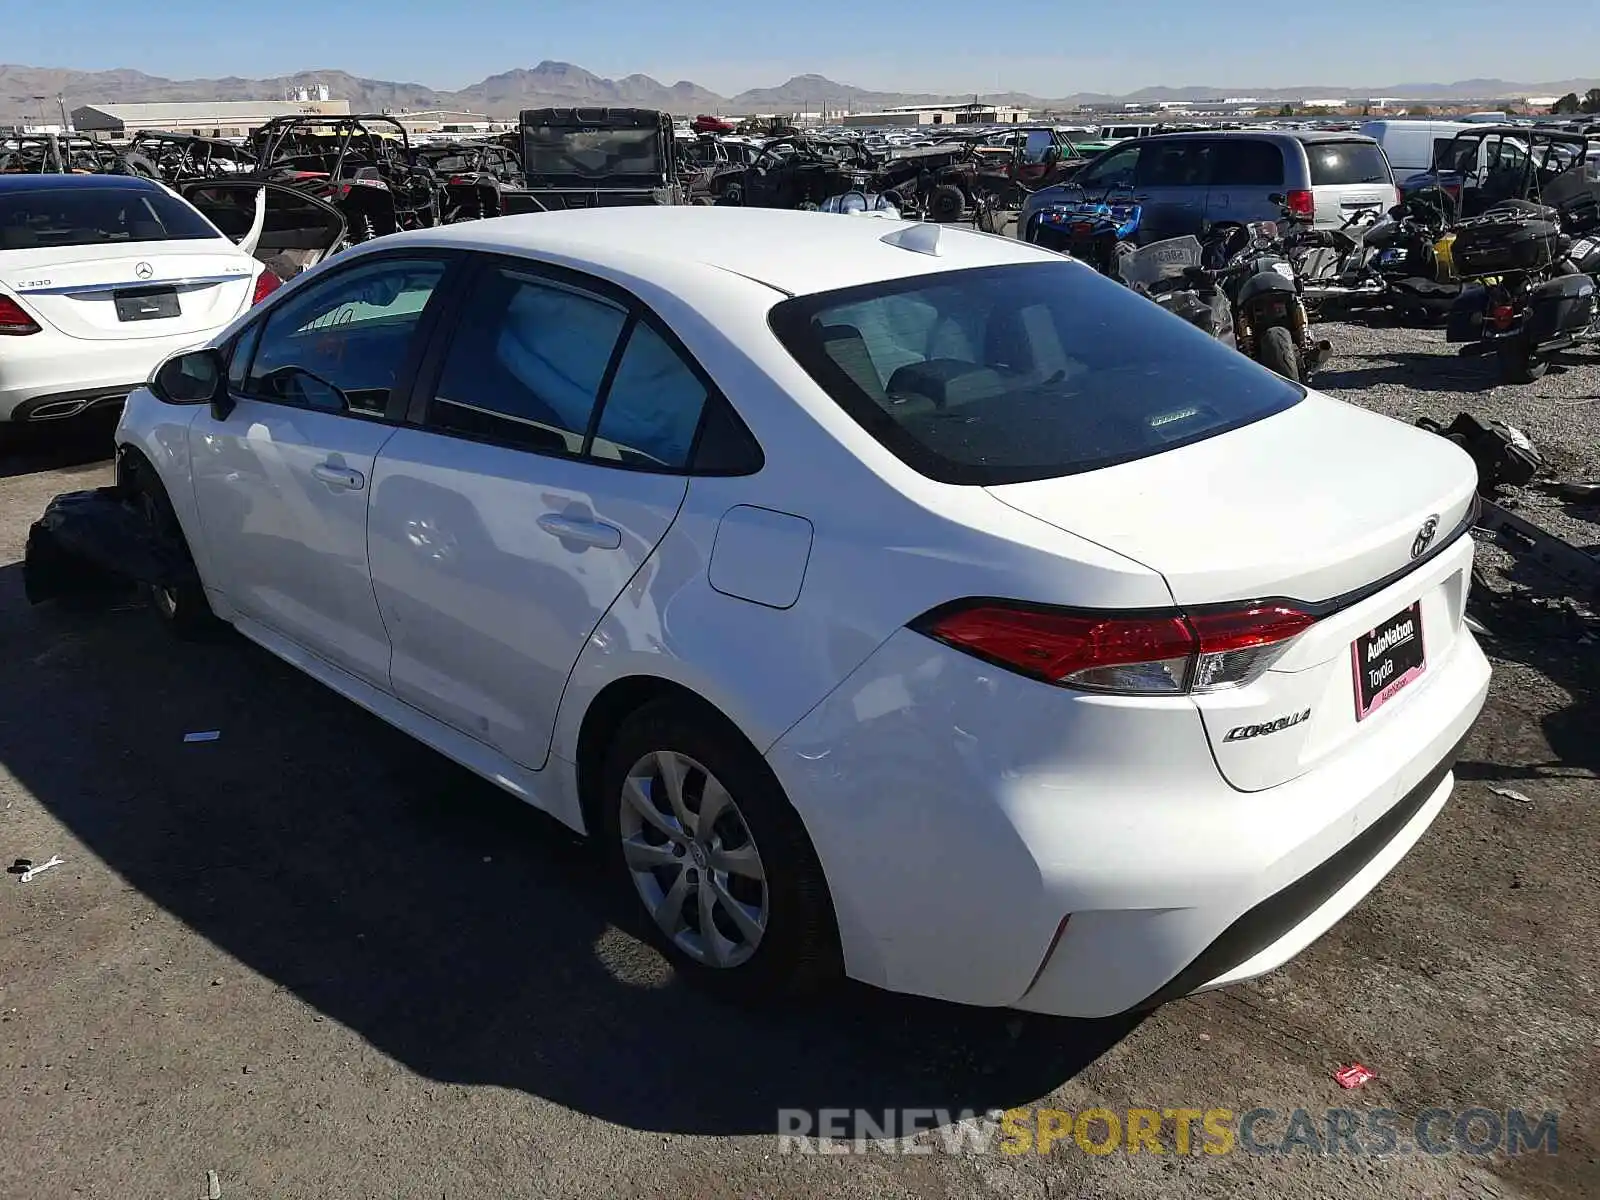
[1490,303,1516,330]
[915,601,1317,695]
[251,269,282,306]
[1394,186,1404,211]
[0,295,41,335]
[1286,189,1315,219]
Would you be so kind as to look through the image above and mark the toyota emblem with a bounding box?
[134,262,154,280]
[1411,515,1440,559]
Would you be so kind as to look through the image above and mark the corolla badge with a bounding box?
[1411,514,1440,559]
[134,262,154,280]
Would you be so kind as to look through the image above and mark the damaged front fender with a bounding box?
[23,487,198,607]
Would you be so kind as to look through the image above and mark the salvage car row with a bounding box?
[21,107,1600,1018]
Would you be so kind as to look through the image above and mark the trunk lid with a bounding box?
[987,394,1479,790]
[3,242,253,341]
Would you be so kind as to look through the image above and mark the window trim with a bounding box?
[225,248,466,424]
[408,251,763,477]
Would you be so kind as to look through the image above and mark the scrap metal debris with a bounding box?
[1546,480,1600,503]
[184,731,222,744]
[18,855,64,883]
[206,1168,222,1199]
[1490,786,1534,804]
[1475,499,1600,597]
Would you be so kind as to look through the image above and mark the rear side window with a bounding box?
[429,267,628,455]
[0,186,218,250]
[1306,142,1392,186]
[593,321,708,468]
[769,262,1302,486]
[1212,139,1285,186]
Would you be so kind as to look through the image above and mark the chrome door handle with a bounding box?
[311,462,365,490]
[537,513,622,549]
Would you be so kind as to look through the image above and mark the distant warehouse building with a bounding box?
[71,99,352,139]
[841,102,1030,128]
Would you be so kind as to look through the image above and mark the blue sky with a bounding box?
[3,0,1598,97]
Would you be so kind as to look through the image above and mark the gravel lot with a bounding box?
[0,318,1596,1200]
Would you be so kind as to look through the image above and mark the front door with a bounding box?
[368,258,713,769]
[189,253,452,685]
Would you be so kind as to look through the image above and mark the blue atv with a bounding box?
[1025,184,1143,276]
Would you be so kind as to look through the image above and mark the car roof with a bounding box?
[0,173,166,192]
[1134,129,1378,146]
[407,206,1059,296]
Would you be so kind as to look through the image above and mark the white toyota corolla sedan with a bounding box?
[0,173,280,425]
[109,206,1489,1017]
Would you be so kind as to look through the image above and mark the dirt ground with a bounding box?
[1,321,1597,1199]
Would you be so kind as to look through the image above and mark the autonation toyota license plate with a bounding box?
[1352,602,1426,720]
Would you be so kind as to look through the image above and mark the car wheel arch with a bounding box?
[574,674,763,839]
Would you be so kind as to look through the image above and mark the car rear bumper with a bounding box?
[766,619,1490,1018]
[0,326,222,422]
[7,384,144,423]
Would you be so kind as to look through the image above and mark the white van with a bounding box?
[1359,120,1481,175]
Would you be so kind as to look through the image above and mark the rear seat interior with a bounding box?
[816,296,1079,418]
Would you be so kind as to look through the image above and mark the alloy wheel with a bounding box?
[618,750,769,969]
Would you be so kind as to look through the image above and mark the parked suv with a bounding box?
[1020,130,1399,245]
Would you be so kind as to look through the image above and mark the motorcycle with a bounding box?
[1447,196,1600,382]
[1355,190,1462,322]
[1116,235,1234,342]
[1199,213,1332,383]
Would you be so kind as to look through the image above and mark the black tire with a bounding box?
[1258,324,1301,382]
[599,699,840,1002]
[1496,339,1547,383]
[125,454,215,638]
[929,183,965,223]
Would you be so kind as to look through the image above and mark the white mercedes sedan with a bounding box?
[108,206,1489,1017]
[0,174,284,425]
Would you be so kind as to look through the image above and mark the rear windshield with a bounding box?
[1306,141,1392,186]
[0,186,217,249]
[768,261,1302,485]
[521,126,662,182]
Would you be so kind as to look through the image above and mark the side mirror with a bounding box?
[1267,193,1286,206]
[150,348,224,407]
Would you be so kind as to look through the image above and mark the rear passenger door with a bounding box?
[1131,139,1216,241]
[1205,138,1286,226]
[366,256,735,770]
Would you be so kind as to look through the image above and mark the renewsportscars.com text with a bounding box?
[776,1107,1559,1157]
